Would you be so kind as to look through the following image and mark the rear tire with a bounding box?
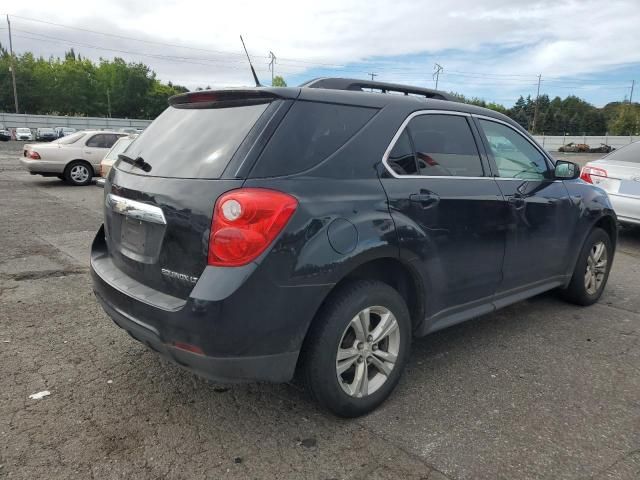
[561,228,612,306]
[301,280,411,417]
[63,161,93,186]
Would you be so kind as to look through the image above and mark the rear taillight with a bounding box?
[27,151,41,160]
[580,166,607,183]
[208,188,298,267]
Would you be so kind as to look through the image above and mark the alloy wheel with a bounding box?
[584,241,608,295]
[336,306,400,398]
[70,165,90,184]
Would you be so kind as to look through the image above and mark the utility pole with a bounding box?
[433,63,443,90]
[532,74,542,133]
[106,88,111,118]
[368,72,377,81]
[630,80,635,104]
[6,15,19,113]
[268,51,276,86]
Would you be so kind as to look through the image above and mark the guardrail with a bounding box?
[533,135,639,152]
[0,112,152,131]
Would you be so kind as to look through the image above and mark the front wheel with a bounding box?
[301,280,411,417]
[561,228,613,306]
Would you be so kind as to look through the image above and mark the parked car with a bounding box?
[0,125,10,141]
[118,127,139,135]
[21,130,127,186]
[15,128,33,141]
[91,79,617,417]
[581,140,640,225]
[96,134,138,186]
[589,143,614,154]
[36,127,57,142]
[559,142,590,153]
[54,127,77,138]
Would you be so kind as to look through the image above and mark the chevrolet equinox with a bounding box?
[91,78,617,417]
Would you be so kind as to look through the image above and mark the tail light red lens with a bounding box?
[208,188,298,267]
[580,166,607,184]
[27,151,41,160]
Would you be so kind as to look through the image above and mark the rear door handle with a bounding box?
[410,193,439,208]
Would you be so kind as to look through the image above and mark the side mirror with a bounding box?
[554,160,580,180]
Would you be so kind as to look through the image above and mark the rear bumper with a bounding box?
[94,290,298,383]
[20,158,66,174]
[609,194,640,225]
[90,226,332,383]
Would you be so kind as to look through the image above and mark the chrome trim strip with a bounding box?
[381,109,557,181]
[106,194,166,225]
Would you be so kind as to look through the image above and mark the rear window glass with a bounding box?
[117,103,270,178]
[104,137,135,161]
[55,132,85,144]
[251,101,377,177]
[606,141,640,163]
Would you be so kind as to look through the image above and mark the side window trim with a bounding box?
[472,114,555,177]
[382,110,491,179]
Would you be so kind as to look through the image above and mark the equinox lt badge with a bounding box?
[161,268,199,284]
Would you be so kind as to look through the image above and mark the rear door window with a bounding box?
[86,134,109,148]
[407,114,484,177]
[117,103,270,178]
[251,101,377,177]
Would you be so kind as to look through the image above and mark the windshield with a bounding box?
[117,102,270,178]
[39,129,55,133]
[54,132,86,145]
[605,141,640,164]
[104,137,135,161]
[17,128,30,133]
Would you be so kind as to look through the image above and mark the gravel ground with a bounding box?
[1,141,638,480]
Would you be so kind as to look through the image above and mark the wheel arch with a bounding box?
[297,256,425,370]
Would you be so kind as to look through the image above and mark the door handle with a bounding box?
[410,193,439,208]
[508,197,526,210]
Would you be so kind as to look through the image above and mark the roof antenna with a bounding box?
[240,35,262,87]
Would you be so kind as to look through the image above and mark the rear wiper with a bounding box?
[117,154,152,172]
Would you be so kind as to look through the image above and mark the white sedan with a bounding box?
[21,130,126,186]
[581,140,640,225]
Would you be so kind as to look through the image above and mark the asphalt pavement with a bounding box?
[1,141,638,479]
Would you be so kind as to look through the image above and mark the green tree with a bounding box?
[272,75,287,87]
[610,104,640,135]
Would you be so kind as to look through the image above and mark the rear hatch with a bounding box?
[102,90,291,299]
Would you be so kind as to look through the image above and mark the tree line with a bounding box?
[0,45,637,135]
[0,46,189,119]
[452,93,640,136]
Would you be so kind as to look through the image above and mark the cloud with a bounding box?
[5,0,639,99]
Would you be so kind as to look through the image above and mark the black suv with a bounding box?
[91,78,617,417]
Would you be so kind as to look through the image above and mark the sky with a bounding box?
[1,0,639,107]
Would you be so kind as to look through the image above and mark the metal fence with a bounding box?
[0,112,152,132]
[534,135,639,152]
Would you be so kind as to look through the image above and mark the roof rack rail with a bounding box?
[300,77,455,101]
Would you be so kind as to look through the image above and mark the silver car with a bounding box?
[581,141,640,225]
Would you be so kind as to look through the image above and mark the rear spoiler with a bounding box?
[169,89,296,109]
